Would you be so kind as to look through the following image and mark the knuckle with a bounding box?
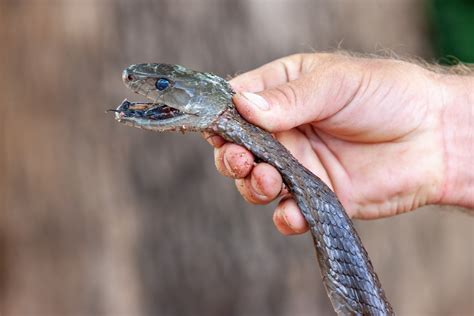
[266,84,300,130]
[274,83,299,108]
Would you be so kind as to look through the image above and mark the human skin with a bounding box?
[204,53,474,235]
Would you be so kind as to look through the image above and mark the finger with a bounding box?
[275,129,333,190]
[233,129,334,204]
[232,54,365,133]
[273,198,309,235]
[214,143,254,179]
[234,163,282,204]
[202,132,225,148]
[230,54,308,92]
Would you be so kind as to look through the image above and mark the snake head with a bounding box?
[113,63,234,132]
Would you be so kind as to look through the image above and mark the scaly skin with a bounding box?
[112,63,394,315]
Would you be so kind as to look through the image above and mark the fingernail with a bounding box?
[250,175,264,196]
[223,154,233,175]
[276,208,295,232]
[242,92,270,111]
[206,135,224,148]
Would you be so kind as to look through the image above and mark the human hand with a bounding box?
[205,53,472,235]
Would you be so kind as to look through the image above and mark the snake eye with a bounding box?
[155,78,170,91]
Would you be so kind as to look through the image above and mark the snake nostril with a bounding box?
[122,69,135,83]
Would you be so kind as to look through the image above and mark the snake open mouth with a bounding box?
[112,99,183,121]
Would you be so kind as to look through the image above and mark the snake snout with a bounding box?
[122,68,135,84]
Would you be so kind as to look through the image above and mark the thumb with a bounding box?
[232,65,364,133]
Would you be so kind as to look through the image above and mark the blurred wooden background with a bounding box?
[0,1,472,315]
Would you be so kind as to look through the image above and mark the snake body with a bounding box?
[113,63,394,315]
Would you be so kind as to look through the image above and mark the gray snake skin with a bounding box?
[112,63,394,315]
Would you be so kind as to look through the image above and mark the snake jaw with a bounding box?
[114,99,184,121]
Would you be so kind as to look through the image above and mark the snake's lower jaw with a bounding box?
[115,99,184,120]
[112,100,204,133]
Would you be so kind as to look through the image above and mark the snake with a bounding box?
[111,63,394,315]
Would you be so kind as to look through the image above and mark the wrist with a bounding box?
[438,73,474,209]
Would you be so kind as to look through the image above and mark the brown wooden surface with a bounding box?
[0,1,472,315]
